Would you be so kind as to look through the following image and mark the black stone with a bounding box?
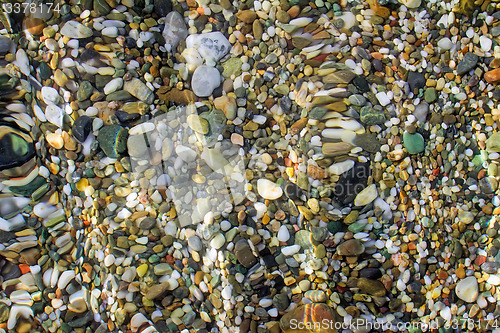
[352,76,369,93]
[359,267,382,279]
[154,0,172,16]
[255,285,271,298]
[125,37,137,48]
[262,255,277,269]
[80,49,105,67]
[173,286,190,299]
[407,281,422,294]
[116,111,140,123]
[139,217,157,230]
[407,71,426,92]
[72,116,92,142]
[68,312,93,328]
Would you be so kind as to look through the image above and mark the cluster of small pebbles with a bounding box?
[0,0,500,332]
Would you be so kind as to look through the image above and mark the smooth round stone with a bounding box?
[304,290,327,302]
[486,132,500,153]
[357,278,387,296]
[103,78,123,95]
[424,88,437,103]
[191,66,221,97]
[96,124,128,158]
[403,132,425,154]
[437,37,453,51]
[407,71,426,92]
[257,179,283,200]
[375,92,390,106]
[41,87,60,105]
[188,236,203,251]
[413,103,429,123]
[153,263,171,276]
[210,233,225,249]
[455,276,478,303]
[60,21,93,38]
[101,26,118,37]
[186,32,231,62]
[139,217,156,230]
[281,245,300,256]
[481,262,499,274]
[479,35,492,52]
[162,11,188,51]
[337,239,364,256]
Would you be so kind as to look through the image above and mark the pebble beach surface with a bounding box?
[0,0,500,332]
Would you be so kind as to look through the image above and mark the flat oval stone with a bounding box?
[60,21,93,39]
[337,239,364,256]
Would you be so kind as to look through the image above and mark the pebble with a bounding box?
[60,21,93,38]
[191,66,221,97]
[455,276,479,303]
[257,179,283,200]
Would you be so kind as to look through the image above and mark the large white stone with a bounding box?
[104,78,123,95]
[45,104,64,128]
[41,87,60,105]
[455,276,478,303]
[257,179,283,200]
[191,65,221,97]
[354,184,378,207]
[186,32,231,62]
[60,21,93,39]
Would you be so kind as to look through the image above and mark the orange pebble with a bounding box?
[197,7,204,15]
[19,264,30,274]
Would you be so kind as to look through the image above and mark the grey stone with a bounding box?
[162,11,188,52]
[456,52,478,76]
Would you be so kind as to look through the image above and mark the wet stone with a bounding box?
[354,133,381,153]
[139,217,156,230]
[77,81,94,101]
[407,71,426,92]
[337,239,364,256]
[403,132,425,154]
[235,239,257,268]
[97,125,129,158]
[360,106,385,125]
[72,116,92,142]
[456,52,478,76]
